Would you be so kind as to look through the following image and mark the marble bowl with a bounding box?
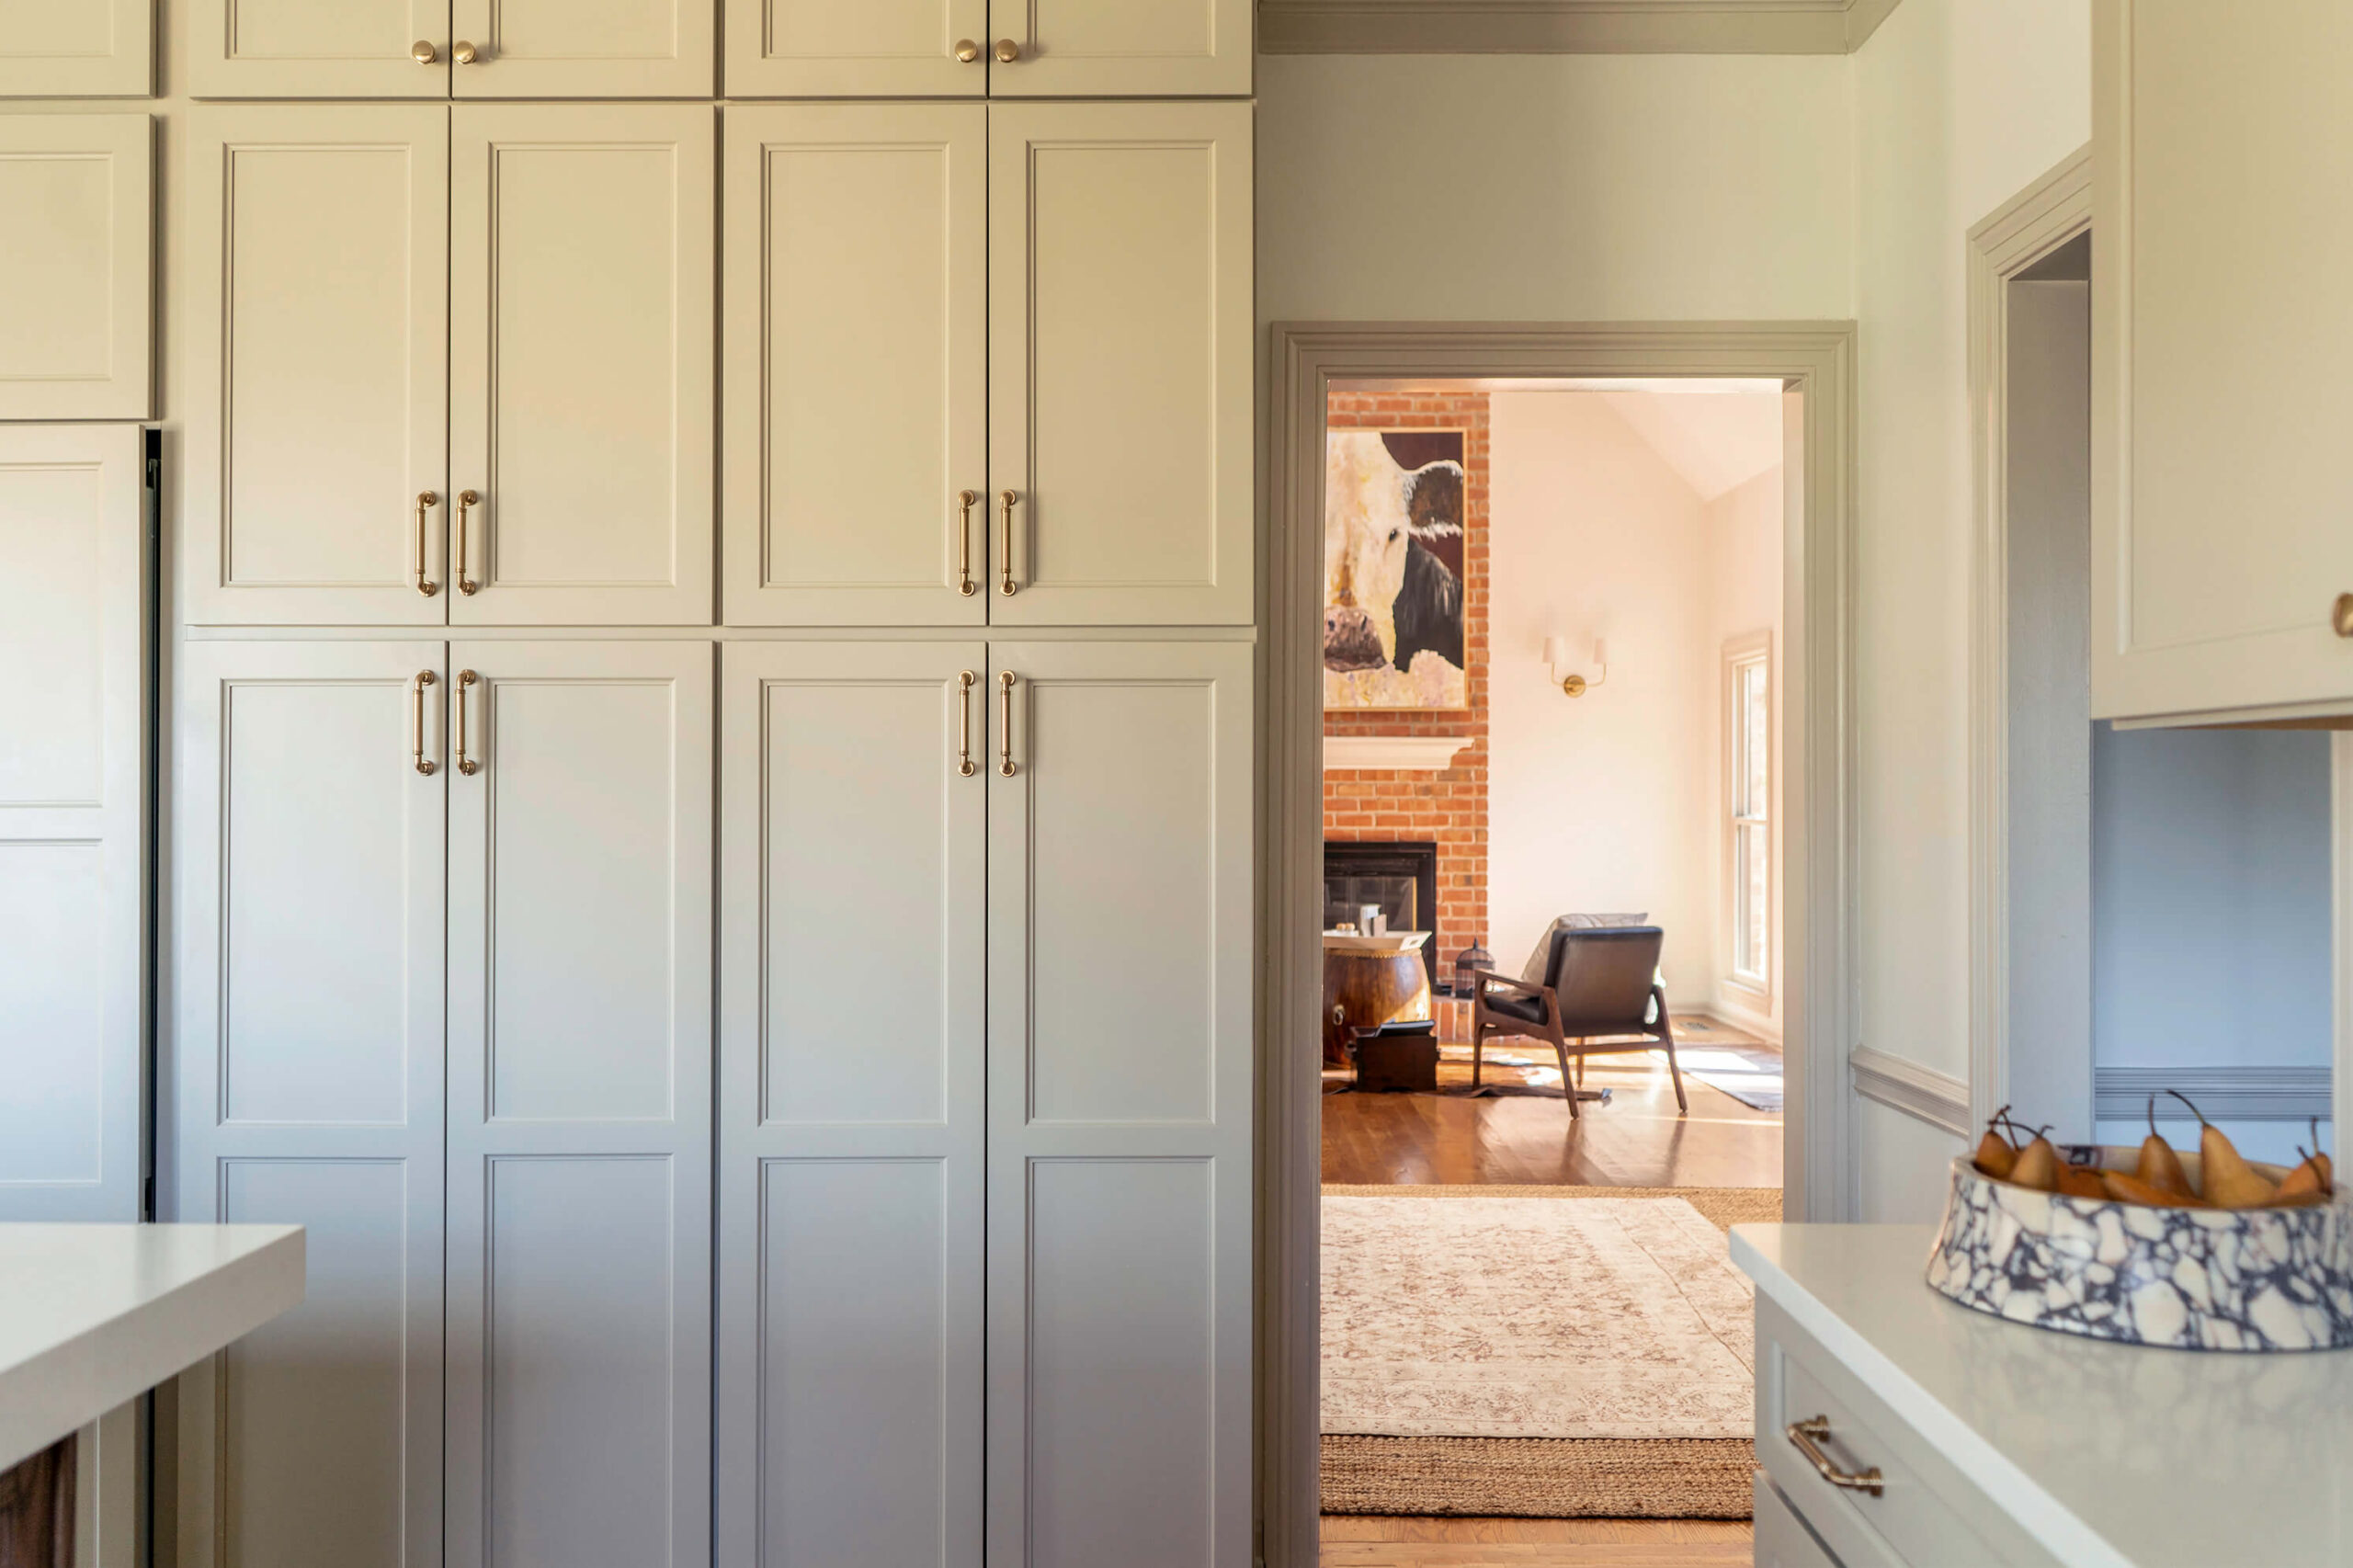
[1925,1152,2353,1351]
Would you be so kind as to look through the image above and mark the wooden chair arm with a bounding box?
[1474,971,1541,996]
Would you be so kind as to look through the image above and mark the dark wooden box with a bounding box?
[1352,1031,1439,1093]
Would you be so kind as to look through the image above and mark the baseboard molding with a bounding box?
[2094,1065,2334,1124]
[1693,998,1781,1048]
[1849,1047,1971,1137]
[1258,0,1905,55]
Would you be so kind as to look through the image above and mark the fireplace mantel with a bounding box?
[1322,735,1471,772]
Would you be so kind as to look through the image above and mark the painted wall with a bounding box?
[1486,391,1782,1028]
[2089,726,2335,1165]
[1851,0,2096,1218]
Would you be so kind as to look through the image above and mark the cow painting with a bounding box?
[1324,428,1469,710]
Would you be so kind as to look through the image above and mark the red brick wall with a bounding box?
[1324,389,1490,1037]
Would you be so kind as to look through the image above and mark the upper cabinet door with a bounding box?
[0,116,151,420]
[725,0,984,96]
[186,107,449,627]
[0,428,144,1224]
[450,0,712,97]
[451,106,715,626]
[2093,0,2353,721]
[988,104,1252,625]
[984,0,1248,97]
[0,0,152,96]
[188,0,451,98]
[723,106,987,626]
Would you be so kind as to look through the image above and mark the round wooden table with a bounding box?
[1321,937,1433,1067]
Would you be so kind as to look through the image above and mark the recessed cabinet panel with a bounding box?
[188,0,450,98]
[0,0,152,95]
[0,428,142,1223]
[2093,0,2353,718]
[445,640,713,1568]
[717,641,983,1568]
[989,104,1252,625]
[174,640,448,1568]
[452,0,713,98]
[187,108,449,626]
[0,116,151,420]
[986,0,1248,97]
[723,106,986,626]
[451,107,715,626]
[986,641,1252,1568]
[724,0,984,97]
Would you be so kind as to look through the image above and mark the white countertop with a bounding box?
[0,1223,303,1471]
[1733,1223,2353,1568]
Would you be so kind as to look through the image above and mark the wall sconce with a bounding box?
[1544,635,1609,698]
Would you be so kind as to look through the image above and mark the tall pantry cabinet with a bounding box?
[157,3,1256,1567]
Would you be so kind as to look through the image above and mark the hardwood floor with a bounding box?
[1321,1034,1782,1188]
[1321,1515,1753,1566]
[1318,1028,1779,1564]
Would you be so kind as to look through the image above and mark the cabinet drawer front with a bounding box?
[726,0,987,97]
[1759,1301,2061,1568]
[1756,1473,1866,1568]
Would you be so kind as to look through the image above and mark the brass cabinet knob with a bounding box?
[955,39,981,62]
[994,38,1020,62]
[452,40,479,64]
[412,40,438,64]
[2335,593,2353,639]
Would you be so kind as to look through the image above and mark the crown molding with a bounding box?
[1322,734,1472,771]
[1259,0,1904,55]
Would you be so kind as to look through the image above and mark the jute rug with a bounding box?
[1320,1185,1779,1518]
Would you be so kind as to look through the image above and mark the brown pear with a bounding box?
[1972,1105,2017,1179]
[2271,1124,2334,1206]
[2007,1129,2061,1192]
[2136,1096,2193,1198]
[2168,1090,2275,1209]
[2103,1171,2208,1209]
[2056,1165,2108,1199]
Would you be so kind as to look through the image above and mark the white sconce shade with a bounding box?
[1542,634,1569,668]
[1590,636,1608,667]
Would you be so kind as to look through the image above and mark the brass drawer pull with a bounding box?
[412,40,438,64]
[410,671,438,776]
[996,670,1017,778]
[455,669,481,776]
[994,38,1020,62]
[2334,593,2353,639]
[955,39,981,62]
[1787,1416,1882,1497]
[414,491,440,597]
[452,40,479,64]
[957,490,979,597]
[956,670,978,778]
[456,490,481,596]
[997,489,1018,596]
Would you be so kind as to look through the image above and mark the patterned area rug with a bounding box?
[1320,1185,1779,1518]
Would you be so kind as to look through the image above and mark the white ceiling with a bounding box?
[1594,389,1785,502]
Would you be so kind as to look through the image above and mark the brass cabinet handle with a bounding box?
[956,670,978,777]
[456,490,481,596]
[1786,1417,1882,1498]
[994,38,1020,62]
[956,490,979,597]
[2334,593,2353,639]
[997,489,1019,596]
[955,39,981,62]
[411,671,438,776]
[414,491,440,596]
[455,669,481,776]
[996,670,1017,778]
[452,40,479,63]
[411,40,438,63]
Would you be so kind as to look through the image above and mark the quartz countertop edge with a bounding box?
[0,1223,305,1471]
[1730,1222,2132,1568]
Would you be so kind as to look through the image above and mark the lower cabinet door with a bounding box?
[985,640,1255,1568]
[716,642,986,1567]
[443,641,713,1568]
[1756,1474,1847,1568]
[174,639,449,1568]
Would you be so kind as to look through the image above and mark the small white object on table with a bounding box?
[1320,929,1429,954]
[0,1223,303,1471]
[1733,1222,2353,1568]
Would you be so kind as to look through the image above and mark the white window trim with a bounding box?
[1723,630,1775,1005]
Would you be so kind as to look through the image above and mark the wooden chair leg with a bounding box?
[1654,991,1688,1113]
[1550,1030,1579,1119]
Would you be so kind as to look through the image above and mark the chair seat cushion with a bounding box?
[1483,989,1550,1026]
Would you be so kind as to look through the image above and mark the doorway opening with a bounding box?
[1260,324,1859,1565]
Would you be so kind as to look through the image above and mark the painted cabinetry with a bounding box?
[185,105,714,628]
[723,0,1248,97]
[2093,0,2353,721]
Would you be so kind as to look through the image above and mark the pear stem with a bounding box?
[2165,1087,2211,1129]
